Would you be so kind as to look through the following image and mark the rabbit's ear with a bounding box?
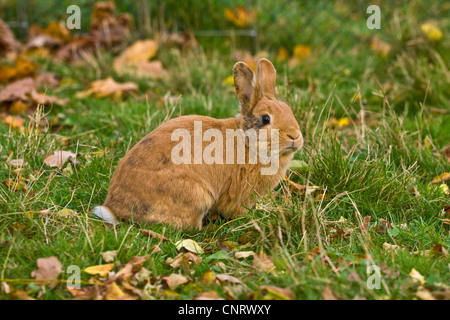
[254,58,276,99]
[233,61,255,114]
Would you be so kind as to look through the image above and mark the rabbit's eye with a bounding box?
[261,115,271,125]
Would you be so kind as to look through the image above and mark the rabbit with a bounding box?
[93,58,303,230]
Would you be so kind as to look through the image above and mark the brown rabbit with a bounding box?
[93,58,303,230]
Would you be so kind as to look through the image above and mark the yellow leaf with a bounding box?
[105,282,127,300]
[83,263,114,277]
[276,47,289,61]
[337,117,350,127]
[175,239,204,254]
[420,23,443,41]
[431,172,450,184]
[370,36,391,57]
[224,6,257,27]
[409,268,426,284]
[222,75,234,86]
[293,44,311,62]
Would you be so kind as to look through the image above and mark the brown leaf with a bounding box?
[322,286,338,300]
[1,115,25,132]
[76,77,138,99]
[360,216,371,234]
[101,250,118,263]
[114,255,150,281]
[31,256,63,287]
[195,291,224,300]
[67,285,103,300]
[44,150,77,168]
[163,274,189,290]
[0,19,21,54]
[260,285,295,300]
[139,229,169,242]
[166,252,202,269]
[113,40,163,78]
[253,252,275,272]
[0,77,35,102]
[11,289,35,300]
[215,274,244,285]
[30,90,68,106]
[431,172,450,184]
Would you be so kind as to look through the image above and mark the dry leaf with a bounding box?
[383,242,399,253]
[215,274,244,285]
[139,229,169,242]
[322,285,338,300]
[0,18,21,54]
[30,90,68,106]
[0,77,35,102]
[370,36,391,57]
[101,250,118,263]
[235,251,256,259]
[105,282,135,300]
[31,256,63,287]
[166,252,202,269]
[415,286,436,300]
[114,255,150,281]
[113,40,163,78]
[195,291,224,300]
[224,5,257,27]
[175,239,204,254]
[76,77,138,99]
[11,289,35,300]
[44,150,77,168]
[83,263,114,277]
[260,286,295,300]
[409,268,426,285]
[2,178,28,192]
[0,58,37,83]
[431,172,450,184]
[253,252,275,272]
[163,274,189,290]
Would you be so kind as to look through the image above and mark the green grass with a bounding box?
[0,1,449,300]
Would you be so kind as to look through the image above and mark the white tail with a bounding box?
[92,206,119,225]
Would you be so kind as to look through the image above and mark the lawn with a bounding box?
[0,0,449,300]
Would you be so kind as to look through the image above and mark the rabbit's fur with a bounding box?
[94,59,303,230]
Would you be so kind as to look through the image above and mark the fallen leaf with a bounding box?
[31,256,63,287]
[415,286,436,300]
[370,36,391,57]
[76,77,138,99]
[175,239,204,254]
[253,252,275,272]
[113,40,163,78]
[163,274,189,290]
[0,18,21,55]
[101,250,119,263]
[289,159,308,173]
[421,22,443,41]
[105,282,135,300]
[2,178,28,192]
[0,77,35,103]
[215,274,244,285]
[1,115,25,132]
[409,268,426,285]
[234,251,256,259]
[195,291,224,300]
[383,242,399,253]
[30,90,68,106]
[431,172,450,184]
[260,286,294,300]
[44,150,77,168]
[139,229,169,242]
[322,285,337,300]
[166,252,202,269]
[293,44,311,62]
[11,289,35,300]
[224,5,257,27]
[0,58,37,83]
[114,255,150,281]
[83,263,114,277]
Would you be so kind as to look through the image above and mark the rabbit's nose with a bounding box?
[288,134,300,141]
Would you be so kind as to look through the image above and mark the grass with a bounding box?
[0,1,449,300]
